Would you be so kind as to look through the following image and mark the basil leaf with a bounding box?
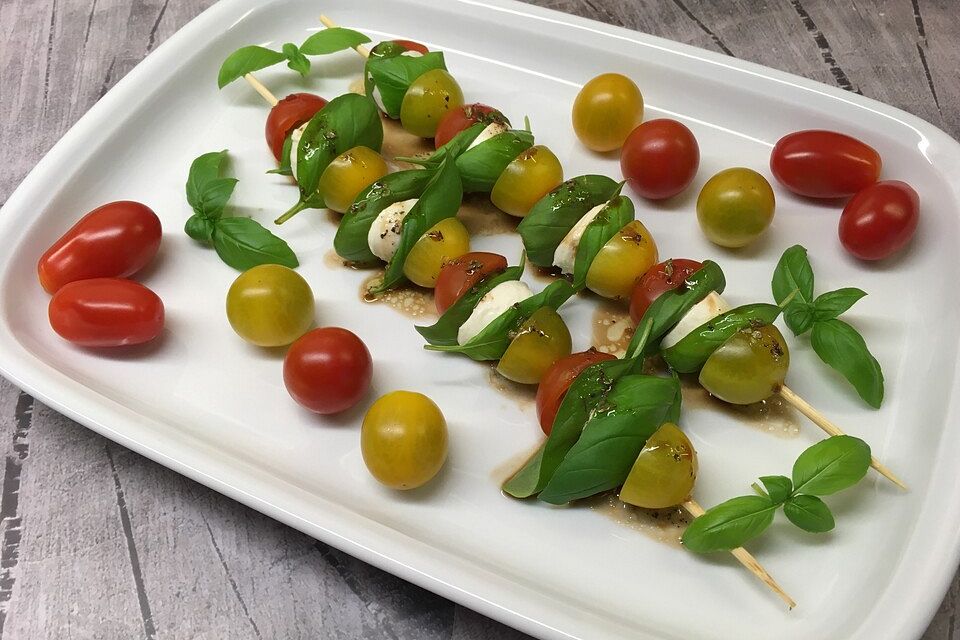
[538,375,682,504]
[792,435,871,496]
[518,175,621,267]
[661,303,782,373]
[810,319,884,408]
[186,150,236,219]
[416,264,524,346]
[772,244,815,335]
[681,495,778,553]
[300,27,371,55]
[455,130,534,193]
[758,475,793,504]
[427,280,576,361]
[624,260,726,359]
[784,301,815,336]
[364,51,447,118]
[374,156,463,293]
[184,214,215,244]
[282,43,311,76]
[334,169,436,263]
[212,217,298,271]
[218,46,286,88]
[267,134,294,176]
[813,287,867,321]
[571,194,633,290]
[783,495,835,533]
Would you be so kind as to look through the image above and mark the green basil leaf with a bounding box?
[282,43,311,76]
[299,27,371,55]
[374,156,463,293]
[813,287,867,321]
[792,435,871,496]
[517,175,621,267]
[218,46,286,88]
[783,495,835,533]
[681,495,778,553]
[267,134,294,176]
[364,51,447,118]
[772,244,815,335]
[455,130,534,193]
[783,301,815,336]
[184,214,215,244]
[427,280,576,361]
[186,150,236,219]
[416,264,524,346]
[211,217,299,271]
[624,260,726,360]
[571,193,633,290]
[758,475,792,504]
[538,375,682,504]
[810,318,884,408]
[661,303,782,373]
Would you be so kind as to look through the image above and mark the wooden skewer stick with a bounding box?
[319,15,370,58]
[778,385,907,490]
[243,73,279,107]
[682,499,796,609]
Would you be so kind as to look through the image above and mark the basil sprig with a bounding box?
[364,51,447,118]
[571,190,633,290]
[217,28,371,88]
[184,150,298,270]
[426,280,576,360]
[267,134,295,177]
[682,435,871,552]
[772,245,883,407]
[416,260,525,346]
[518,175,621,267]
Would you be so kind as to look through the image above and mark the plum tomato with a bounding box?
[265,93,327,161]
[620,119,700,200]
[38,201,162,294]
[318,146,389,214]
[361,390,448,490]
[490,145,564,217]
[629,258,703,324]
[699,324,789,405]
[49,278,164,347]
[226,264,314,347]
[619,422,697,509]
[697,168,775,248]
[572,73,643,152]
[770,130,881,198]
[536,349,617,435]
[497,307,572,385]
[283,327,373,414]
[434,252,508,314]
[586,219,659,300]
[434,103,507,149]
[839,180,919,260]
[402,217,471,288]
[399,69,464,138]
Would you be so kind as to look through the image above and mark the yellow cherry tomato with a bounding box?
[572,73,643,152]
[402,217,471,288]
[697,168,775,248]
[619,423,698,509]
[496,307,572,384]
[318,146,389,214]
[400,69,465,138]
[226,264,314,347]
[586,219,659,300]
[490,145,564,217]
[699,324,790,405]
[361,391,448,490]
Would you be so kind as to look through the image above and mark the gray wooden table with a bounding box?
[1,0,957,637]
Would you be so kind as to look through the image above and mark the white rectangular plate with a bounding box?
[2,1,960,638]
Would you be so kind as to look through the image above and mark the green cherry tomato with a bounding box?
[490,145,564,217]
[402,217,472,288]
[585,219,659,300]
[619,423,698,509]
[696,168,775,248]
[226,264,315,347]
[318,146,389,214]
[699,324,789,405]
[400,69,465,138]
[361,391,448,490]
[497,307,573,384]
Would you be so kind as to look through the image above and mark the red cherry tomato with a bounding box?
[434,104,506,149]
[283,327,373,414]
[536,350,617,435]
[839,180,919,260]
[49,278,164,347]
[629,258,703,324]
[620,119,700,200]
[434,252,508,314]
[392,39,429,55]
[265,93,328,161]
[770,130,881,198]
[38,201,162,294]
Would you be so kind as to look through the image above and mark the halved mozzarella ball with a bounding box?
[552,201,608,275]
[466,122,509,151]
[660,292,730,349]
[368,198,419,262]
[288,123,309,180]
[457,280,533,345]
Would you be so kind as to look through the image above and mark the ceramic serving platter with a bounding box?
[2,0,960,638]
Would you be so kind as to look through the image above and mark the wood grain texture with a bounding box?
[0,0,957,638]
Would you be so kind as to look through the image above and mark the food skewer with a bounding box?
[319,15,370,58]
[243,73,279,106]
